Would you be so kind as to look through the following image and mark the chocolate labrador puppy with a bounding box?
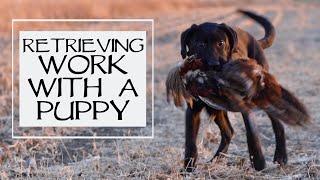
[167,10,281,172]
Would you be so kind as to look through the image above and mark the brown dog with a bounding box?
[166,10,284,172]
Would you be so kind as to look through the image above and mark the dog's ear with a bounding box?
[180,24,197,59]
[219,23,238,57]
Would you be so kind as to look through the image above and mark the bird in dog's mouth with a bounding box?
[169,55,310,126]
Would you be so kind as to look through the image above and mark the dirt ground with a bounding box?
[0,0,320,179]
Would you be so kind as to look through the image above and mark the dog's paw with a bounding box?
[251,156,266,171]
[273,152,288,166]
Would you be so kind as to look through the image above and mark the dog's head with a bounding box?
[180,23,238,70]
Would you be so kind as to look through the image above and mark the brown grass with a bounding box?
[1,0,320,179]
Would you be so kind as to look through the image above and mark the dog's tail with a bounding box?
[264,86,311,126]
[166,65,192,107]
[238,9,276,49]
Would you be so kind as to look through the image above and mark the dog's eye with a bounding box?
[217,40,225,47]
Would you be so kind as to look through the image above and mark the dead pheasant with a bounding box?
[166,57,310,126]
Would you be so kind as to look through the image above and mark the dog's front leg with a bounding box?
[184,100,204,172]
[242,112,266,171]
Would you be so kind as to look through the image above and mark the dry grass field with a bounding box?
[0,0,320,179]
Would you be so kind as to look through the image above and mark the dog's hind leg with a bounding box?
[242,112,266,171]
[213,111,234,158]
[267,114,288,166]
[205,108,234,161]
[184,100,204,172]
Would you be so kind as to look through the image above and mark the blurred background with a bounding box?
[1,0,320,178]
